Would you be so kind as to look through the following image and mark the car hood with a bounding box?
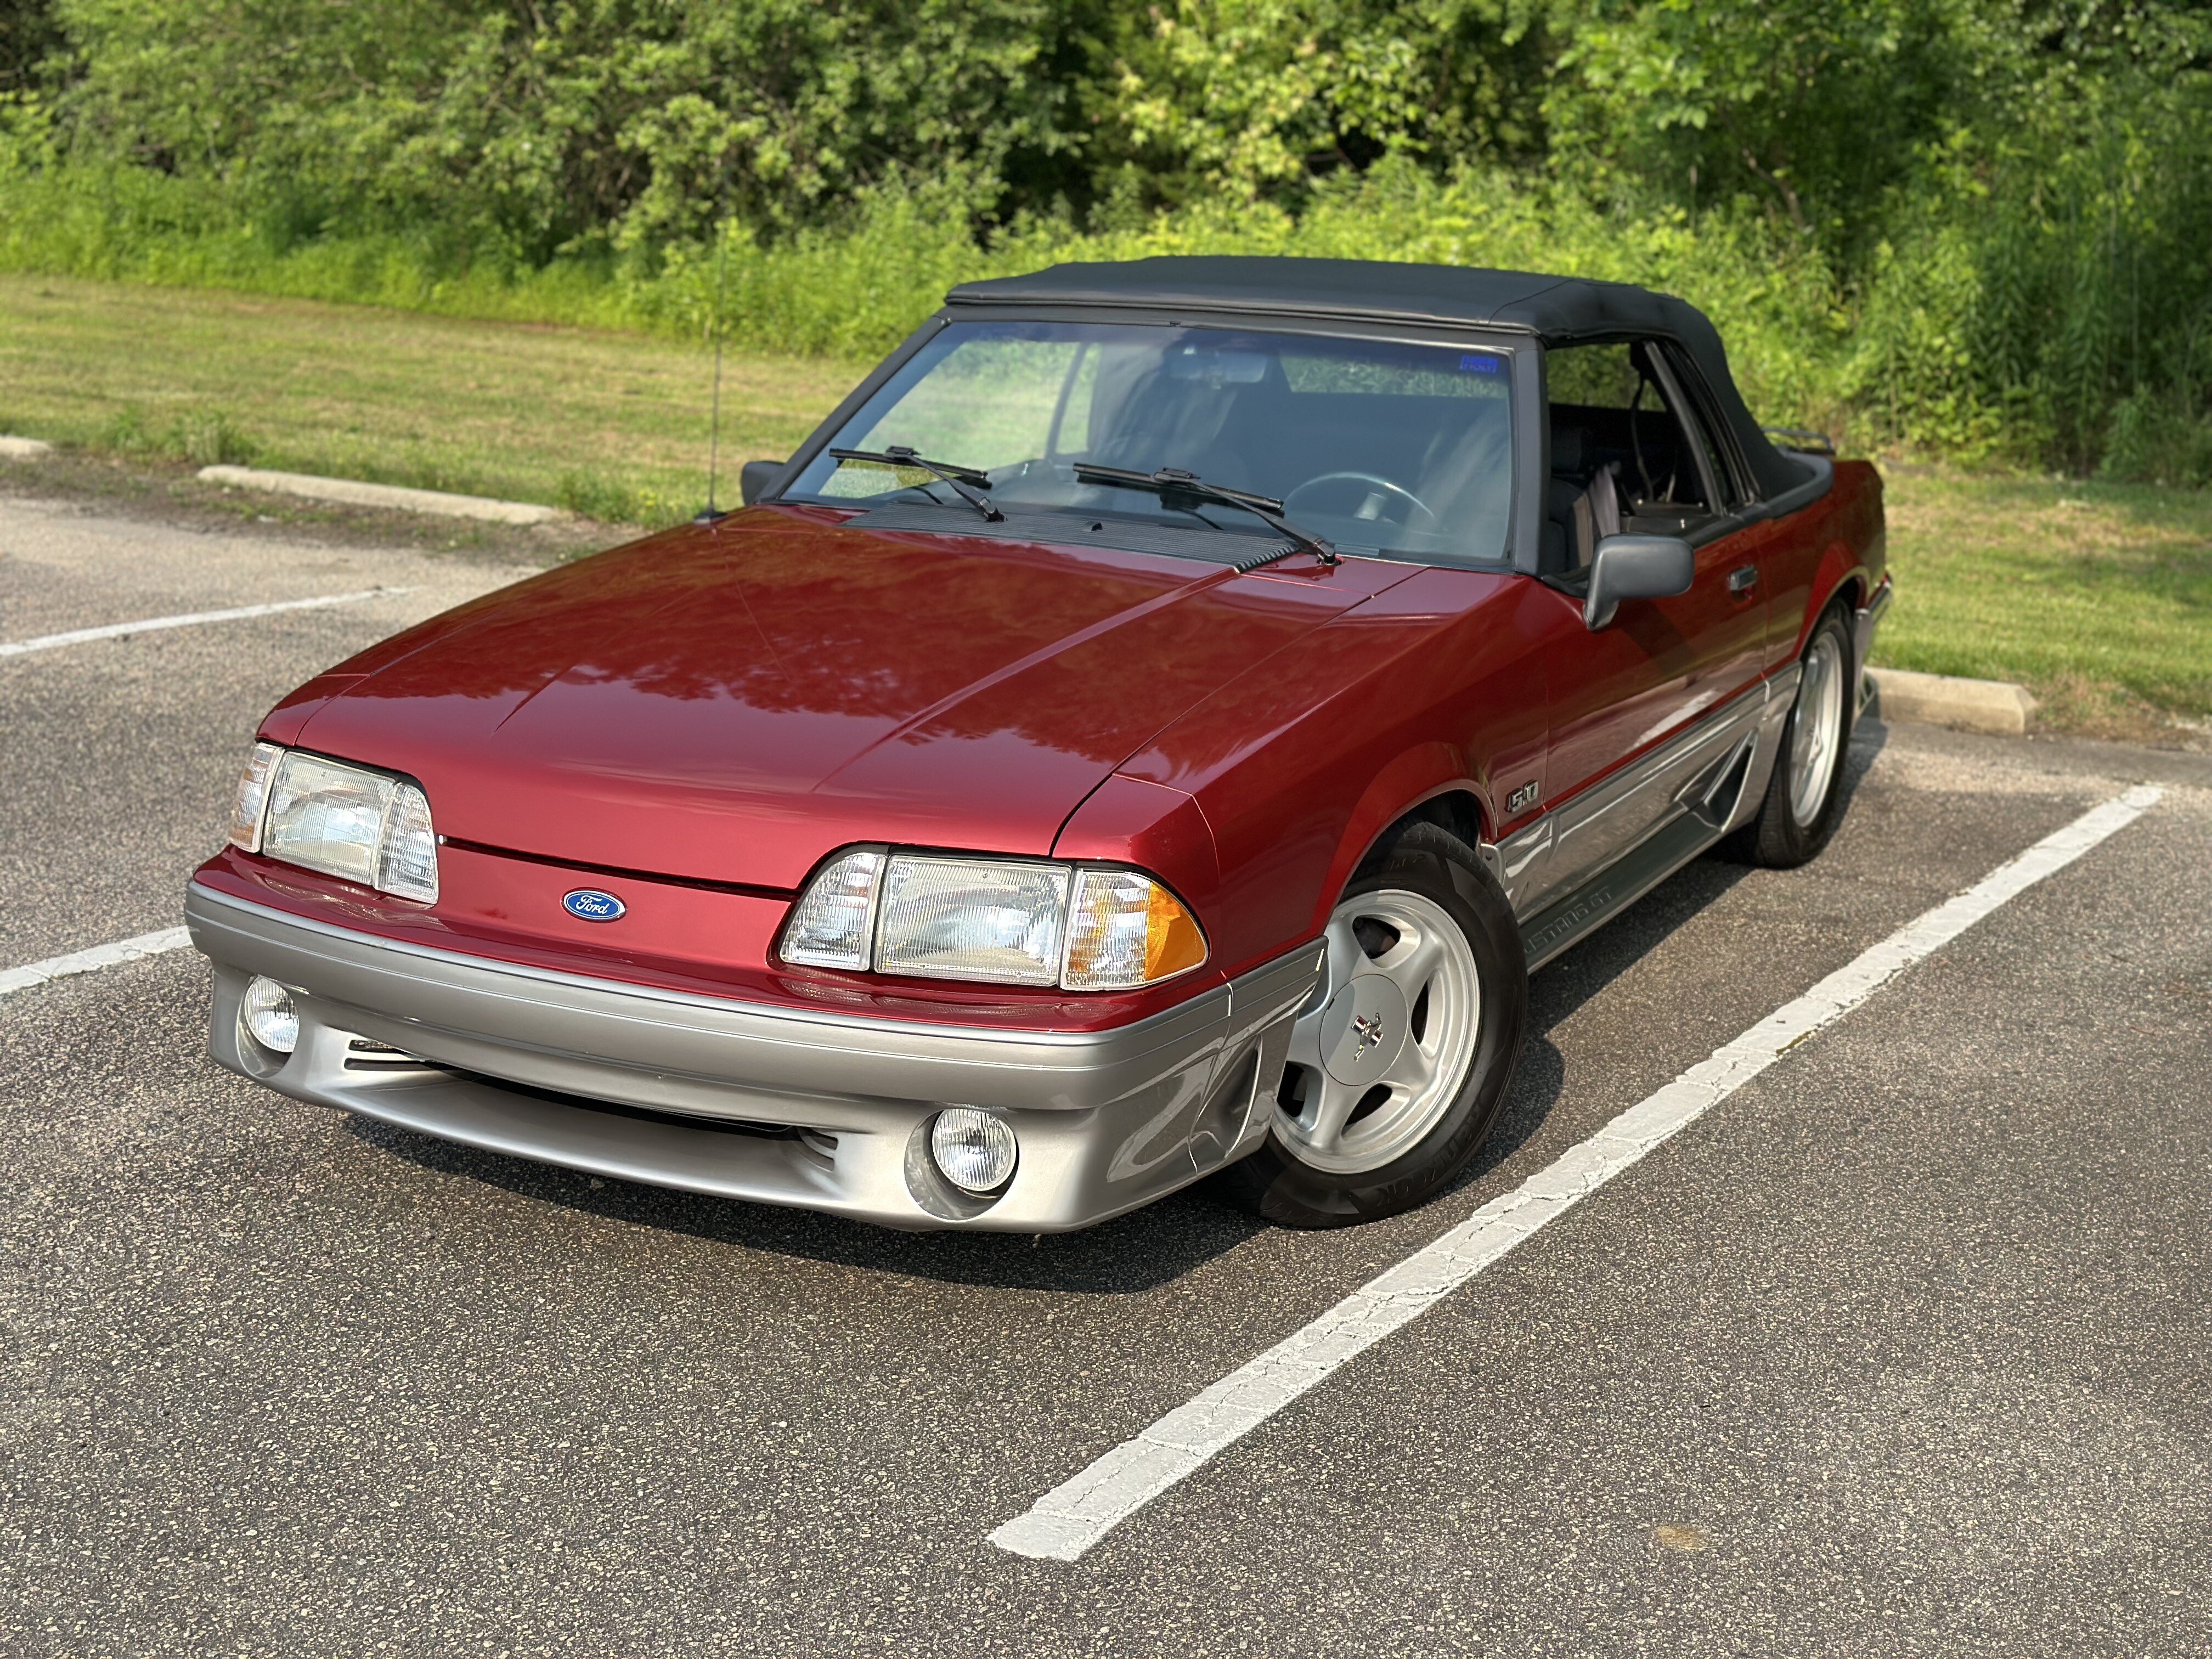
[289,507,1409,889]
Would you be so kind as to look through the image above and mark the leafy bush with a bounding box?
[96,404,258,465]
[40,0,1091,258]
[1842,75,2212,470]
[554,470,680,527]
[2101,393,2212,490]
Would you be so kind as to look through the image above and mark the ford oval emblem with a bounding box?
[562,888,626,923]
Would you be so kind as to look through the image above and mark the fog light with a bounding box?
[241,976,298,1055]
[929,1108,1017,1194]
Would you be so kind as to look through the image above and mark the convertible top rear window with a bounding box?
[785,321,1516,567]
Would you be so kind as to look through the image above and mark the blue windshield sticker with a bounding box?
[1460,353,1503,374]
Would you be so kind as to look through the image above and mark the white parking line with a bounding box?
[0,589,410,658]
[990,783,2165,1562]
[0,928,195,1000]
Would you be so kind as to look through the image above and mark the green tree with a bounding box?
[48,0,1102,258]
[1544,0,1969,253]
[1086,0,1550,210]
[1,0,64,93]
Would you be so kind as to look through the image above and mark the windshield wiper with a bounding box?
[1073,464,1339,568]
[828,445,1002,522]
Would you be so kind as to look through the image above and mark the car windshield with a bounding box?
[783,321,1516,566]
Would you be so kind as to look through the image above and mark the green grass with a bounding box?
[1876,473,2212,740]
[0,274,864,525]
[0,164,1848,431]
[3,274,2204,740]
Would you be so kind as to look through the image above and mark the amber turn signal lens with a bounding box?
[1063,869,1208,990]
[1144,880,1209,982]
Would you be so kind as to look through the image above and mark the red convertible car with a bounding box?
[187,257,1888,1231]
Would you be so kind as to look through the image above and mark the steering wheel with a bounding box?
[1284,471,1441,532]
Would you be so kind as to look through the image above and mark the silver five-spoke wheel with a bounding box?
[1787,628,1847,828]
[1725,602,1857,869]
[1276,888,1482,1175]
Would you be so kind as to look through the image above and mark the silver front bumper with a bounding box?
[186,884,1319,1231]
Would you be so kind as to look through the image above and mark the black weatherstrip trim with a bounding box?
[1737,453,1833,525]
[437,838,799,902]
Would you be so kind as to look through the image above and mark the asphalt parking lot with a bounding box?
[4,490,2209,1657]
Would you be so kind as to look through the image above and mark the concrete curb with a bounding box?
[196,465,565,526]
[1867,667,2039,737]
[1,435,55,459]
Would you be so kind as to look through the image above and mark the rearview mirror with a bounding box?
[739,458,787,506]
[1584,534,1694,630]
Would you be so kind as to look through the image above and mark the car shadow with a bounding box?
[354,719,1891,1295]
[1425,859,1755,1211]
[1429,713,1888,1205]
[353,1115,1269,1295]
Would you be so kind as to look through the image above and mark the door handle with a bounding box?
[1728,565,1759,595]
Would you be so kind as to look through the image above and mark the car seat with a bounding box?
[1543,426,1623,574]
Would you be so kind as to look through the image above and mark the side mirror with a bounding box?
[738,458,787,506]
[1584,534,1694,630]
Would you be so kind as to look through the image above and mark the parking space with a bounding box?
[3,495,2207,1655]
[1,497,529,963]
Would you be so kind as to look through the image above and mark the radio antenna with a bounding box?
[695,188,733,526]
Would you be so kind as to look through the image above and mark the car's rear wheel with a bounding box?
[1725,601,1856,868]
[1217,823,1527,1228]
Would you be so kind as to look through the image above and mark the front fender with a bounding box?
[1112,568,1558,983]
[1324,744,1493,913]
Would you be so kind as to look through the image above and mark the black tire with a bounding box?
[1723,601,1857,869]
[1215,822,1528,1228]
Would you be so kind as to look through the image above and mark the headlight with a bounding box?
[779,848,1205,991]
[877,856,1073,985]
[777,848,885,970]
[229,741,283,853]
[241,745,441,903]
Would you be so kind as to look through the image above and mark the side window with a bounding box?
[1543,338,1724,575]
[1658,343,1750,510]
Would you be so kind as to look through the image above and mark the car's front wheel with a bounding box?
[1217,823,1527,1228]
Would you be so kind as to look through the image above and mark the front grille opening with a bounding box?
[342,1034,444,1073]
[449,1066,806,1142]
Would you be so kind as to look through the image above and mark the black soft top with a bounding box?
[949,255,1809,500]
